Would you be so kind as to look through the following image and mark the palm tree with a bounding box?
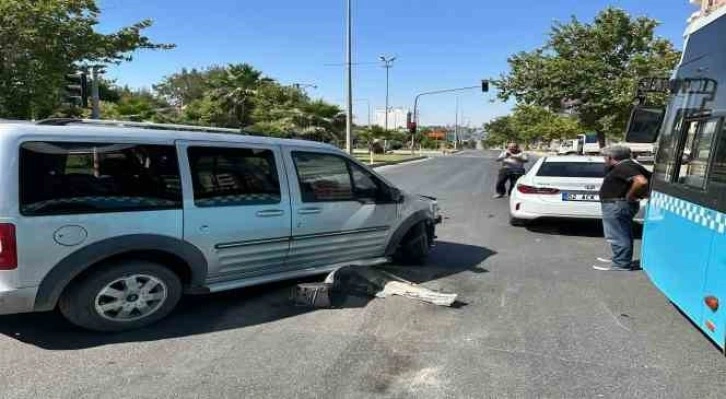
[296,100,345,143]
[209,63,271,129]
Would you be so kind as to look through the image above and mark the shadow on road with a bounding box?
[379,241,493,283]
[523,219,643,239]
[0,241,493,350]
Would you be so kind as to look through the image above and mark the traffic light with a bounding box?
[481,79,489,93]
[406,111,417,134]
[63,72,88,108]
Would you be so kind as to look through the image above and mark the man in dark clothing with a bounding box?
[493,142,528,198]
[593,145,652,271]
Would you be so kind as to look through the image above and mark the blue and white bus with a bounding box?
[626,5,726,349]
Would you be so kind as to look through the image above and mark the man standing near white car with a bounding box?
[594,145,651,271]
[493,142,528,198]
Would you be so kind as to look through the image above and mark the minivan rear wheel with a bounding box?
[59,260,182,332]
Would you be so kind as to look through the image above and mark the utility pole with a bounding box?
[366,100,371,127]
[345,0,353,154]
[379,56,396,131]
[455,99,460,149]
[91,66,101,119]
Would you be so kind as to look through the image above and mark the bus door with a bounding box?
[646,117,720,336]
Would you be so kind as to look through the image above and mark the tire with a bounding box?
[393,222,431,265]
[509,216,528,227]
[59,260,182,332]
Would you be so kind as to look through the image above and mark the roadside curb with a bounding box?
[370,156,428,168]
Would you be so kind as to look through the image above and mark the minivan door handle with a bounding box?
[298,207,322,215]
[256,209,285,217]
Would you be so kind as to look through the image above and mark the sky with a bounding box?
[97,0,694,127]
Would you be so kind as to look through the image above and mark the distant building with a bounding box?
[374,107,409,130]
[689,0,726,23]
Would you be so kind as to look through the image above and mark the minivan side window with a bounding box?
[187,147,281,207]
[292,152,389,203]
[293,152,354,202]
[350,162,385,201]
[20,142,182,216]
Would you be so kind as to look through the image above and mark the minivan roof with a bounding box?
[0,121,339,151]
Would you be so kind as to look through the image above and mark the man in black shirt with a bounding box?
[594,145,652,271]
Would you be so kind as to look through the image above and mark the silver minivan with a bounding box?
[0,120,439,331]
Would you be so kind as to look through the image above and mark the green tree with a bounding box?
[495,7,680,145]
[207,63,271,128]
[146,63,349,144]
[0,0,172,119]
[154,67,225,107]
[483,115,517,147]
[511,104,583,143]
[483,106,583,148]
[252,82,309,124]
[113,88,170,121]
[297,99,345,142]
[355,125,390,151]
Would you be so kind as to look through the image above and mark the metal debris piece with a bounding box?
[375,281,458,306]
[324,266,458,307]
[291,283,332,308]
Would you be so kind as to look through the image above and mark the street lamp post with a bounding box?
[292,83,318,94]
[411,85,480,154]
[379,56,396,132]
[345,0,353,153]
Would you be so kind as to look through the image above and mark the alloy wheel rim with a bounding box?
[94,274,168,322]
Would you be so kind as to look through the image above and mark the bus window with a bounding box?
[708,124,726,190]
[654,108,688,182]
[676,118,720,189]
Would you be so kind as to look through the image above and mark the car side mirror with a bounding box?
[624,107,664,143]
[386,186,403,203]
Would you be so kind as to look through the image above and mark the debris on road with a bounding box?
[291,283,332,307]
[292,266,458,308]
[375,280,457,306]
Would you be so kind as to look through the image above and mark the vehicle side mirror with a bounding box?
[624,107,664,143]
[386,186,403,203]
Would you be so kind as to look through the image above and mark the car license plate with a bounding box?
[562,192,599,202]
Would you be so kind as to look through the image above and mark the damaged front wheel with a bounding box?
[393,222,431,265]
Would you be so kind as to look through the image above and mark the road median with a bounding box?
[354,153,428,168]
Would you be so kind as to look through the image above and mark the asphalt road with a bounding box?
[1,150,725,398]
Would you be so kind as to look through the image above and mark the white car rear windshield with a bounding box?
[537,162,605,178]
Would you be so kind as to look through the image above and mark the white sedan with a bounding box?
[508,155,646,225]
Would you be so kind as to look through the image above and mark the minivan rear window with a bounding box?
[536,162,606,178]
[20,142,182,216]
